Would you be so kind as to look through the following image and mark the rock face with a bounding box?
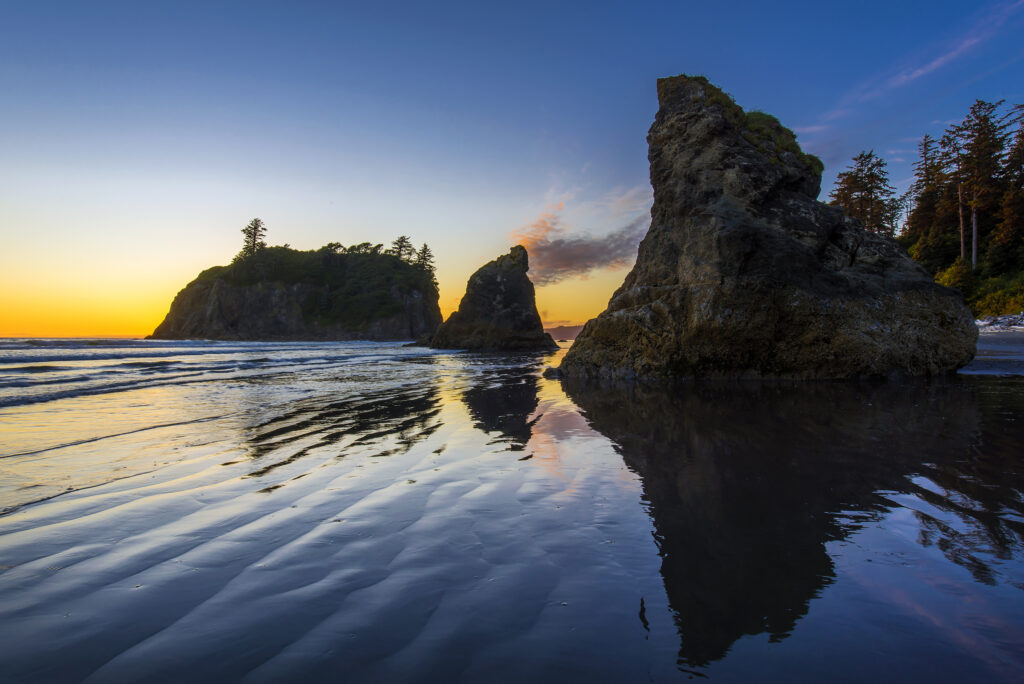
[151,248,442,341]
[560,75,977,380]
[430,246,556,350]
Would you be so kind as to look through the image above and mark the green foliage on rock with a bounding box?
[675,76,823,179]
[198,243,439,329]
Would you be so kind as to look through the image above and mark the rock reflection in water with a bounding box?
[564,378,1024,669]
[462,359,541,450]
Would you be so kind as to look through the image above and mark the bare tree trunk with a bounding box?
[971,189,979,271]
[957,181,966,261]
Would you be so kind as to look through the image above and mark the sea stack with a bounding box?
[150,246,442,341]
[430,245,557,350]
[559,75,977,380]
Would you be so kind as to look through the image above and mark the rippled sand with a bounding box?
[0,345,682,681]
[2,338,1024,681]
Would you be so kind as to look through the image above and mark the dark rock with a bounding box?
[560,75,977,380]
[430,246,557,350]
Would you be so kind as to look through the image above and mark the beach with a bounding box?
[1,335,1023,681]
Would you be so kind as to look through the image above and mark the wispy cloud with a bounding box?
[820,1,1024,124]
[885,36,984,90]
[593,185,653,216]
[510,205,648,286]
[797,1,1023,173]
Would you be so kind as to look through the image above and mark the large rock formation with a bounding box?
[560,75,977,380]
[430,246,557,350]
[151,247,442,340]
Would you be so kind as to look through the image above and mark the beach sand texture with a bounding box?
[1,336,1023,681]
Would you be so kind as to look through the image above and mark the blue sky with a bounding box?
[2,1,1024,334]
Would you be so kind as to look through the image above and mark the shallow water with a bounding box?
[1,335,1023,681]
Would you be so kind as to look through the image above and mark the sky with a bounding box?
[2,0,1023,337]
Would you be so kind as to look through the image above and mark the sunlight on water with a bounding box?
[1,335,1023,681]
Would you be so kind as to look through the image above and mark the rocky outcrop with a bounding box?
[430,246,557,350]
[560,75,977,380]
[151,248,442,340]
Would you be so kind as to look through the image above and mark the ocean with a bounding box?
[1,335,1023,681]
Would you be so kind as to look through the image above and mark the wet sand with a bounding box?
[1,339,1024,681]
[0,345,682,681]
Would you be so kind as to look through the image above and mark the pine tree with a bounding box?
[414,243,437,288]
[829,150,898,236]
[989,110,1024,272]
[414,243,435,270]
[905,135,941,239]
[238,218,267,259]
[940,127,968,262]
[958,99,1010,271]
[389,236,415,261]
[900,99,1023,307]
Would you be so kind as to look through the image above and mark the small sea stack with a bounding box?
[560,74,977,380]
[430,245,557,350]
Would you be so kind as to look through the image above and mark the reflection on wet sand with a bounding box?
[462,363,540,450]
[563,378,1024,669]
[241,382,443,478]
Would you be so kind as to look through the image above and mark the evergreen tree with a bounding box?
[958,99,1010,271]
[904,135,956,272]
[414,243,435,270]
[346,242,384,255]
[390,235,415,261]
[238,218,267,260]
[940,128,968,262]
[829,150,898,236]
[414,243,437,287]
[989,110,1024,272]
[898,99,1023,315]
[905,135,941,239]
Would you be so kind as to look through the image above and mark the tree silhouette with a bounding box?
[390,235,415,261]
[829,151,898,236]
[238,218,267,259]
[415,243,437,287]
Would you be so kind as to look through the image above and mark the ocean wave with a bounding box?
[0,340,444,409]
